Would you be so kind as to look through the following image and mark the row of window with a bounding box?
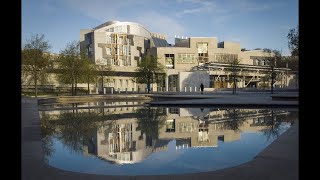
[106,25,128,33]
[105,79,135,87]
[177,53,196,64]
[105,46,130,56]
[106,36,131,45]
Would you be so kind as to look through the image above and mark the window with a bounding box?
[118,37,123,44]
[110,58,115,65]
[106,47,111,55]
[123,46,130,56]
[197,42,208,53]
[169,107,179,114]
[165,54,174,69]
[177,53,195,64]
[166,119,175,132]
[214,53,238,63]
[126,38,130,45]
[106,36,111,44]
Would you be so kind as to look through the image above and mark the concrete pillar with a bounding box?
[195,86,197,92]
[184,87,187,92]
[103,87,106,94]
[190,87,192,92]
[111,87,113,94]
[96,88,98,94]
[165,76,169,92]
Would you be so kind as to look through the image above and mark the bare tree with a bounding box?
[224,55,241,94]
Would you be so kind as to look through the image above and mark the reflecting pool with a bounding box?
[39,103,298,175]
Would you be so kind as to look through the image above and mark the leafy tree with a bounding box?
[287,26,299,56]
[57,41,93,95]
[81,55,97,94]
[95,59,113,94]
[134,55,166,93]
[21,34,51,97]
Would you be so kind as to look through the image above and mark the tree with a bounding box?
[95,59,113,94]
[80,54,97,94]
[287,26,299,57]
[263,49,281,94]
[134,55,166,93]
[21,34,51,97]
[57,41,92,95]
[225,56,241,94]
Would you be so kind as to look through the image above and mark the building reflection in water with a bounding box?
[40,105,297,165]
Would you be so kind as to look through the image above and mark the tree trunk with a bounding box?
[75,78,77,96]
[147,81,150,93]
[233,75,236,94]
[101,76,104,94]
[71,83,74,96]
[271,68,274,94]
[87,80,90,95]
[34,72,38,98]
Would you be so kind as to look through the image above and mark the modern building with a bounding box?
[80,20,297,93]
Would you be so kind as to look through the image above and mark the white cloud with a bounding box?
[231,0,281,12]
[135,11,186,44]
[57,0,186,44]
[61,0,143,21]
[176,0,216,17]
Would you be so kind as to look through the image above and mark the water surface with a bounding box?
[39,104,298,175]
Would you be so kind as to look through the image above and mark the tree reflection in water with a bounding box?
[261,110,289,141]
[40,110,115,159]
[223,109,244,131]
[135,107,166,147]
[40,112,56,163]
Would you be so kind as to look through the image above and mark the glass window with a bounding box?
[106,47,111,55]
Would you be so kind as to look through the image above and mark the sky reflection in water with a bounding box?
[39,104,297,175]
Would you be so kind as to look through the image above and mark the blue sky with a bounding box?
[22,0,298,55]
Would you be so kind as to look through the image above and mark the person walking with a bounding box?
[200,83,204,94]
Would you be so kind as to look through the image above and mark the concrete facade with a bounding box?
[78,21,297,93]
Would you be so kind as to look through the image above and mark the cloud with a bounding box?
[176,0,216,17]
[135,11,186,44]
[58,0,186,44]
[232,0,281,12]
[61,0,142,21]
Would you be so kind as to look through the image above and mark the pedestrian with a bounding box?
[200,83,204,94]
